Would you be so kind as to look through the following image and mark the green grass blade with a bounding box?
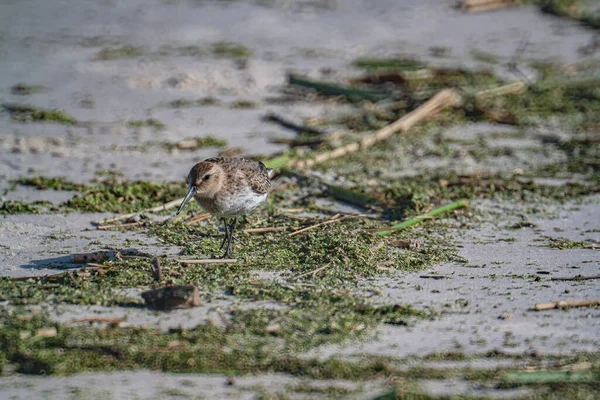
[375,199,469,236]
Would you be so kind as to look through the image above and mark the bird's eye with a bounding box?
[203,174,211,181]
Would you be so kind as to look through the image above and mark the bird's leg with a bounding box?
[222,217,238,259]
[219,218,229,251]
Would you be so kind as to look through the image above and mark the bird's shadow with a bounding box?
[18,248,149,272]
[19,254,82,271]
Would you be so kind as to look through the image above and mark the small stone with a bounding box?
[141,285,201,310]
[19,331,32,340]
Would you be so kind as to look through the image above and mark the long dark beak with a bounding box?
[176,186,196,215]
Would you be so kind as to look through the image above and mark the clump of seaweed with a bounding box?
[94,45,144,60]
[2,103,76,124]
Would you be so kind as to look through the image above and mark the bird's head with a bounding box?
[176,161,224,215]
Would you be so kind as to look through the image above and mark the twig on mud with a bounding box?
[268,131,344,148]
[97,197,184,226]
[550,275,600,281]
[262,112,327,136]
[507,32,532,84]
[279,208,305,213]
[186,213,211,225]
[373,200,469,236]
[152,257,162,282]
[243,226,288,234]
[419,275,450,280]
[66,316,125,327]
[293,263,332,280]
[461,0,511,13]
[97,221,144,230]
[475,81,526,100]
[533,299,600,311]
[288,214,365,237]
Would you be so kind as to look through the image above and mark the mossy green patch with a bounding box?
[352,57,427,71]
[0,299,417,375]
[64,179,185,213]
[11,177,187,214]
[539,0,600,29]
[163,97,221,108]
[151,217,462,292]
[176,45,205,58]
[288,382,356,396]
[543,236,593,249]
[470,50,500,64]
[127,118,165,130]
[212,41,252,59]
[230,99,258,109]
[16,177,84,192]
[94,46,144,60]
[0,200,49,215]
[2,103,76,124]
[10,83,49,96]
[157,136,228,151]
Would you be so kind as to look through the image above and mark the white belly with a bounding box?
[200,189,267,218]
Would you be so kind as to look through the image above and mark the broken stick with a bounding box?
[475,81,525,100]
[243,226,288,234]
[550,275,600,281]
[534,299,600,311]
[66,316,125,327]
[97,197,184,226]
[97,221,144,230]
[461,0,511,13]
[294,89,462,169]
[152,257,162,282]
[294,263,332,280]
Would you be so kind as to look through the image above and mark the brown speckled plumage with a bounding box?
[176,157,272,258]
[205,157,271,195]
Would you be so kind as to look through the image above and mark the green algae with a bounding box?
[16,177,84,192]
[2,307,598,398]
[10,83,49,96]
[163,97,222,108]
[539,0,600,29]
[230,99,258,109]
[0,301,415,376]
[11,177,187,214]
[0,200,48,215]
[2,104,76,124]
[157,136,228,151]
[470,50,500,64]
[543,236,594,249]
[212,41,252,59]
[94,46,144,61]
[352,57,427,71]
[127,118,165,130]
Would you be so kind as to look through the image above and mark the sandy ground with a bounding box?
[1,1,599,398]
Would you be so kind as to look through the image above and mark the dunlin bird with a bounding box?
[176,157,272,258]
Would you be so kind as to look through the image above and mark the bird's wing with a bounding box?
[207,157,271,195]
